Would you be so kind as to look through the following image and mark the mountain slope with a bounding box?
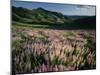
[72,16,96,29]
[12,6,72,25]
[12,6,96,29]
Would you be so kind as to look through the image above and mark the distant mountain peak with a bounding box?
[36,7,48,12]
[37,7,45,10]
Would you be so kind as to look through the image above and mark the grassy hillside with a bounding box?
[12,6,72,25]
[12,6,96,29]
[72,16,96,29]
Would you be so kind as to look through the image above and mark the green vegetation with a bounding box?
[12,6,72,25]
[12,6,96,29]
[12,21,50,28]
[63,32,73,37]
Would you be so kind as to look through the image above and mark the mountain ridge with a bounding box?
[12,6,96,29]
[12,6,72,25]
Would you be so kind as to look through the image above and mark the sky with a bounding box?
[12,0,96,16]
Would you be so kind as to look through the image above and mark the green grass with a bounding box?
[62,32,73,37]
[12,21,51,29]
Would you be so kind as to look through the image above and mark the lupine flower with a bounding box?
[12,27,96,73]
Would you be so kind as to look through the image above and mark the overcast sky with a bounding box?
[12,0,96,16]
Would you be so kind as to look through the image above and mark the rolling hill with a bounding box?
[12,6,72,25]
[72,16,96,29]
[12,6,96,29]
